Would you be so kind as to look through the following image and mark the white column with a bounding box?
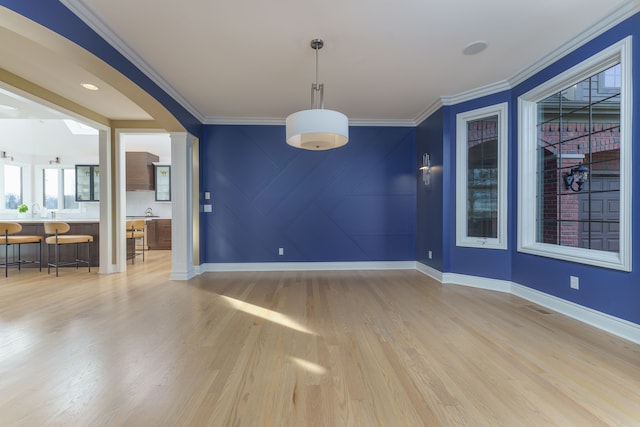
[98,128,115,273]
[170,132,196,280]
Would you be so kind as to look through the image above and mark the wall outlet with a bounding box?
[278,247,284,256]
[203,204,212,213]
[570,276,579,290]
[428,250,433,259]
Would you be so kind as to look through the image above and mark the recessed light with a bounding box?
[81,83,99,91]
[462,40,488,56]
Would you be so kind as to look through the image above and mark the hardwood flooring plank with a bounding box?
[1,257,639,425]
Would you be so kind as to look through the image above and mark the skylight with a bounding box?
[63,119,99,135]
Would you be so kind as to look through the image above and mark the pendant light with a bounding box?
[286,39,349,151]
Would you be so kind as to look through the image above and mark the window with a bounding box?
[456,103,508,249]
[43,168,79,210]
[518,37,631,271]
[456,103,507,249]
[3,164,23,209]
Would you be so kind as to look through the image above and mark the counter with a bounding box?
[10,220,100,267]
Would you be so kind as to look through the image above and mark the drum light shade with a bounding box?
[286,39,349,151]
[286,109,349,150]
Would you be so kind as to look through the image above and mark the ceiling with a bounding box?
[1,0,638,128]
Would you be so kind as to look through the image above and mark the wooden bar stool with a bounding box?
[126,219,145,264]
[44,221,93,277]
[1,222,43,277]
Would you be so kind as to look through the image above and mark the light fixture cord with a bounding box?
[311,40,325,109]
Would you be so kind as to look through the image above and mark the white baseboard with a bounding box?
[170,267,198,281]
[511,282,640,345]
[200,261,416,272]
[442,272,512,293]
[414,266,640,345]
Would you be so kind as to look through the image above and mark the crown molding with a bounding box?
[60,0,205,123]
[203,116,417,127]
[508,0,640,88]
[414,99,444,125]
[60,0,640,128]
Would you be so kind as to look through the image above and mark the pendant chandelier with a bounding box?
[285,39,349,151]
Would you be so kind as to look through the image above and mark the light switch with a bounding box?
[204,192,211,200]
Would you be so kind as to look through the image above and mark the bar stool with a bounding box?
[1,222,43,277]
[44,221,93,277]
[126,219,145,264]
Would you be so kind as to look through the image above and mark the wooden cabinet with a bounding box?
[146,219,172,250]
[126,152,159,191]
[76,165,100,201]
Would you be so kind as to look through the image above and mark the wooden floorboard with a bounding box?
[1,253,639,426]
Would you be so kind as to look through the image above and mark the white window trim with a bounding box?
[456,102,508,249]
[517,36,632,272]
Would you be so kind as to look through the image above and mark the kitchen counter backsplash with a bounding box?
[126,190,172,218]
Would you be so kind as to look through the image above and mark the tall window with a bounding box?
[43,168,78,210]
[456,103,508,249]
[3,164,22,209]
[518,38,631,271]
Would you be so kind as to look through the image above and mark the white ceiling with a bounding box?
[0,0,638,129]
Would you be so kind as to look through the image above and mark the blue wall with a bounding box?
[200,125,416,263]
[444,91,513,281]
[509,13,640,324]
[416,109,444,271]
[426,13,640,325]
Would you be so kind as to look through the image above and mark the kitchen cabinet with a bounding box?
[154,165,171,201]
[146,219,171,250]
[76,165,100,201]
[126,152,159,191]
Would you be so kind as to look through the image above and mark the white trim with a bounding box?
[201,261,416,273]
[455,103,508,250]
[508,1,640,89]
[415,261,443,282]
[414,99,444,125]
[170,132,196,281]
[60,0,205,123]
[414,268,640,345]
[202,116,416,127]
[510,283,640,345]
[441,80,511,107]
[60,1,639,126]
[442,273,512,293]
[517,37,632,272]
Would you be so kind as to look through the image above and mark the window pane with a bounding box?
[43,168,59,209]
[63,168,78,209]
[467,116,498,238]
[535,63,620,253]
[4,165,22,209]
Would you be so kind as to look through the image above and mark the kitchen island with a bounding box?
[7,219,100,267]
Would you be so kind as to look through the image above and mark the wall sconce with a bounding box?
[49,157,61,164]
[564,163,589,192]
[1,151,14,161]
[419,153,431,186]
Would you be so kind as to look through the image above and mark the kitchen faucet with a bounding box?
[145,207,153,217]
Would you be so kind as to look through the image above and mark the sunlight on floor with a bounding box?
[290,356,327,375]
[220,295,316,335]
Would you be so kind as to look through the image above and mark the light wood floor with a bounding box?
[1,252,639,426]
